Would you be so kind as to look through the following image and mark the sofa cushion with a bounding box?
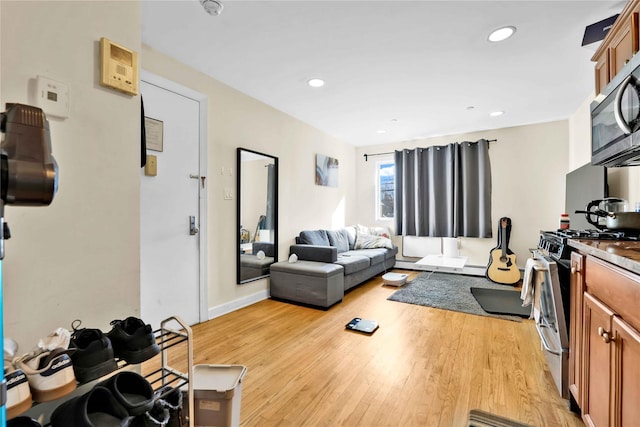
[344,226,357,250]
[326,229,350,253]
[355,232,393,249]
[335,254,370,275]
[343,249,387,265]
[299,229,330,246]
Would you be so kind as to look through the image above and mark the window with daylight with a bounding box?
[377,161,395,220]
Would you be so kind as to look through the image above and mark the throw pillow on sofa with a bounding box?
[355,231,393,249]
[299,229,330,246]
[326,229,350,253]
[356,224,392,239]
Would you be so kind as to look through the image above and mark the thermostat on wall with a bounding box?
[34,75,69,119]
[99,37,139,96]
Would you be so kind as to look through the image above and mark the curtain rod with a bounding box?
[363,139,497,161]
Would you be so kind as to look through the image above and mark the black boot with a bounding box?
[129,400,170,427]
[156,386,184,427]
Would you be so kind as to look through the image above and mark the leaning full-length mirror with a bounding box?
[237,148,278,284]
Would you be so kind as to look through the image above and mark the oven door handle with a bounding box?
[536,323,562,355]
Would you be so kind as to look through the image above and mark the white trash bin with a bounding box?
[192,364,247,427]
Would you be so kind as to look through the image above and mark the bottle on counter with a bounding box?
[560,213,570,230]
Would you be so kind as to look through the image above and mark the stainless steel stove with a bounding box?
[534,228,638,400]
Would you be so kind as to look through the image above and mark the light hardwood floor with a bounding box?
[154,270,584,427]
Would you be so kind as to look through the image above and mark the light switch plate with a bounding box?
[145,155,158,176]
[34,75,69,119]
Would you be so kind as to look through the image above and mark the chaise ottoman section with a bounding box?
[270,260,344,309]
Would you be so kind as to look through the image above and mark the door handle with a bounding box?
[189,174,206,188]
[190,215,199,235]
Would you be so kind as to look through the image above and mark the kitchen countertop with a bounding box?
[568,239,640,275]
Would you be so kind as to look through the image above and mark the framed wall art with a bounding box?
[315,154,338,187]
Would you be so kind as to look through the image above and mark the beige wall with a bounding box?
[142,46,356,315]
[356,121,570,267]
[1,1,141,346]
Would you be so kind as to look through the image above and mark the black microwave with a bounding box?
[591,53,640,167]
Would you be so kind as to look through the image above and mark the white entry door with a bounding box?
[140,74,207,328]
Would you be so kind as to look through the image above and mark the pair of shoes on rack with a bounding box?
[130,385,184,427]
[69,316,160,384]
[12,347,77,404]
[50,371,155,426]
[5,361,32,419]
[69,320,117,384]
[5,332,77,419]
[107,317,160,365]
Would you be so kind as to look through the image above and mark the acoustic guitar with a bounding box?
[486,217,520,285]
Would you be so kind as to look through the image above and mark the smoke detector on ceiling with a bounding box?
[200,0,223,16]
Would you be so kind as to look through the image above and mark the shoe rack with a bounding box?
[23,315,194,427]
[149,315,195,427]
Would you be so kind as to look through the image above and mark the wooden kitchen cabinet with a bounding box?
[611,316,640,426]
[577,254,640,427]
[593,50,610,95]
[592,0,640,94]
[569,252,585,409]
[582,292,614,427]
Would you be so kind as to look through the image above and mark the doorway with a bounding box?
[140,71,208,328]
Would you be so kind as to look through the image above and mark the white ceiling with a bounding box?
[141,0,625,147]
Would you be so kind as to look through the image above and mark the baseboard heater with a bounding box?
[394,259,487,276]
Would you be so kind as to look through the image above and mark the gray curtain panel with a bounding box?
[394,139,492,238]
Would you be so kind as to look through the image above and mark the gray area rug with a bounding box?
[387,272,525,322]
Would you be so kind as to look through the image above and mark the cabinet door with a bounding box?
[611,316,640,427]
[583,293,614,427]
[569,252,585,406]
[594,50,610,95]
[609,13,639,79]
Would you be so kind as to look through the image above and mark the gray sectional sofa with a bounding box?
[269,226,398,308]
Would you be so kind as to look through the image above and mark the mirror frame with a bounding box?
[236,147,279,284]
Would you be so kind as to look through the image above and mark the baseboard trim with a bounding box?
[208,289,269,320]
[394,259,487,276]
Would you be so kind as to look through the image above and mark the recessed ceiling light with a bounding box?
[390,118,398,123]
[488,26,516,42]
[489,111,504,117]
[307,78,325,88]
[376,129,386,134]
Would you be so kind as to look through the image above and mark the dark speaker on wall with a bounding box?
[582,14,619,50]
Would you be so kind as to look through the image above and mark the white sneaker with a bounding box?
[13,348,76,402]
[5,360,32,419]
[37,327,71,351]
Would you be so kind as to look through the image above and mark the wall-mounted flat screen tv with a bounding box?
[565,163,608,231]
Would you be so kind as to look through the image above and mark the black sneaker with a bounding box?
[106,317,160,364]
[69,323,118,383]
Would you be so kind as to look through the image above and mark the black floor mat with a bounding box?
[470,287,531,318]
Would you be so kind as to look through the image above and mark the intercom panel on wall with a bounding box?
[99,37,139,96]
